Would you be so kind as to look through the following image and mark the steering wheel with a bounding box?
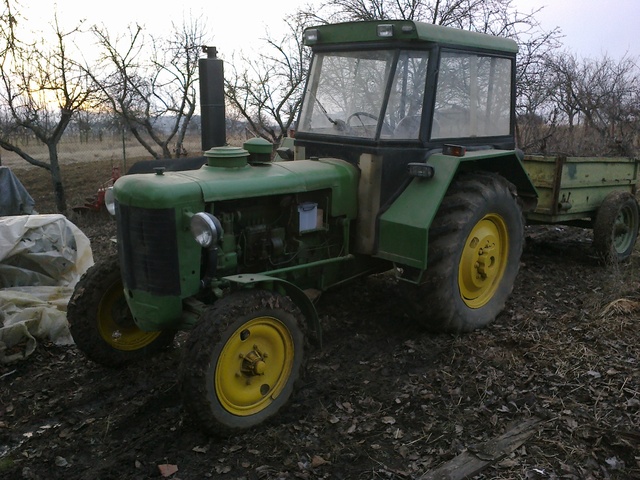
[346,111,392,135]
[347,111,378,126]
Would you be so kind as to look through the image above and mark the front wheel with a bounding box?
[67,255,175,367]
[593,191,639,262]
[410,172,524,333]
[181,289,306,436]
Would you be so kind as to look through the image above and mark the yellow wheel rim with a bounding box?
[97,281,162,351]
[215,316,294,416]
[458,213,509,309]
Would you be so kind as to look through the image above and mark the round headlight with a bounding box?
[190,212,223,247]
[104,187,116,216]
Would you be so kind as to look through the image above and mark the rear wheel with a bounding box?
[181,289,306,436]
[411,172,524,333]
[593,191,639,262]
[68,255,175,367]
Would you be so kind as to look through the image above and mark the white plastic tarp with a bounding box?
[0,214,93,363]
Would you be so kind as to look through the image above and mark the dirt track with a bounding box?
[0,162,638,479]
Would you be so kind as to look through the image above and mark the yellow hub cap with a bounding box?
[458,214,509,309]
[216,316,294,416]
[97,282,162,350]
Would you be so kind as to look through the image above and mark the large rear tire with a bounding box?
[67,255,175,367]
[411,172,524,333]
[593,191,639,262]
[181,289,306,436]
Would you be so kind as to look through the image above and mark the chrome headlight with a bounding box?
[190,212,223,248]
[104,187,116,216]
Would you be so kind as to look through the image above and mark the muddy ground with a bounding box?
[1,160,639,479]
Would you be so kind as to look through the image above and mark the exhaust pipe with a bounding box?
[199,46,226,151]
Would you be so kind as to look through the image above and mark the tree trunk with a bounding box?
[47,143,67,214]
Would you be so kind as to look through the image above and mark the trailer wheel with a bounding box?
[68,255,175,367]
[181,290,306,436]
[593,191,640,262]
[412,172,524,333]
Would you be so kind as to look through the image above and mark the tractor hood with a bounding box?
[113,157,359,218]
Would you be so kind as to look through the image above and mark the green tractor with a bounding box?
[68,21,537,435]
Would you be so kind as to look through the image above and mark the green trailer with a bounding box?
[523,154,640,260]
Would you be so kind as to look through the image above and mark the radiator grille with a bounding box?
[116,203,180,296]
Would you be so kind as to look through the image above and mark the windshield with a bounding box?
[298,50,429,140]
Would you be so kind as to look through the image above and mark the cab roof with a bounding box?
[303,20,518,54]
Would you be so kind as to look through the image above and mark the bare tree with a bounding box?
[91,18,207,159]
[542,53,640,156]
[225,13,310,144]
[306,0,542,32]
[0,0,17,53]
[0,15,96,213]
[0,0,18,166]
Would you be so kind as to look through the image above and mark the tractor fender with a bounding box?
[222,273,322,346]
[376,149,537,271]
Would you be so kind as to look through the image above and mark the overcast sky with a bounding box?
[19,0,640,61]
[516,0,639,59]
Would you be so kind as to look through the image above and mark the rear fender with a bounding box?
[376,149,537,271]
[377,154,459,270]
[222,274,322,347]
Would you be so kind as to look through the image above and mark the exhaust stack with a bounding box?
[199,46,226,151]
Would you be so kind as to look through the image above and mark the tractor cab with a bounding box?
[295,20,518,154]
